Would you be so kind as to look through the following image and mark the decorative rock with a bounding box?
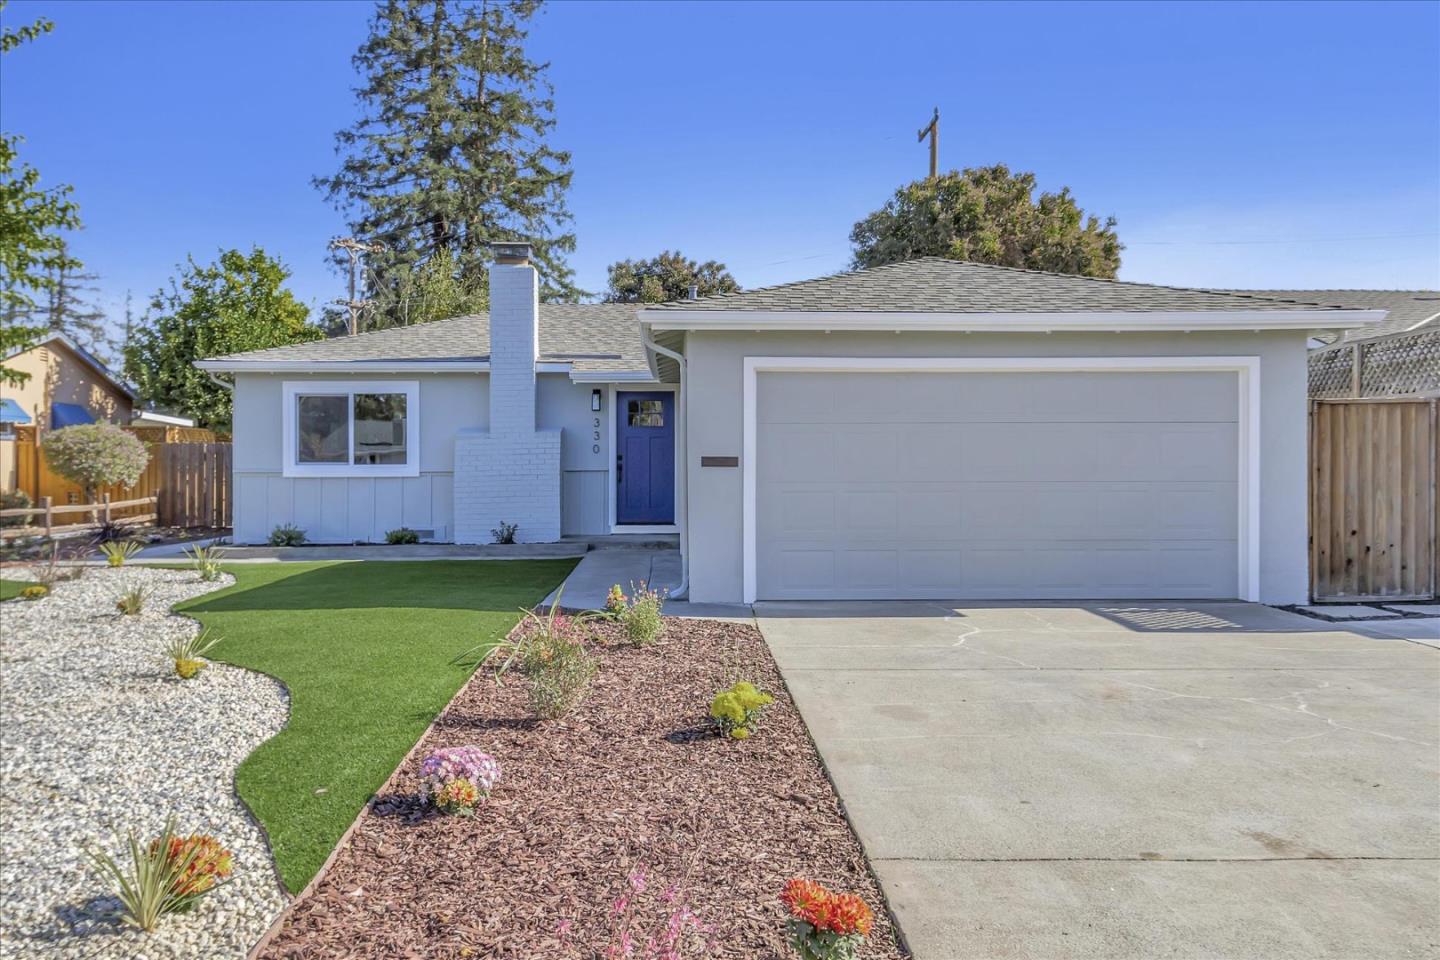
[0,566,289,959]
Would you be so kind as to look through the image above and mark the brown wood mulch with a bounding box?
[259,617,907,960]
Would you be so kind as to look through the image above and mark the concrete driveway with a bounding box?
[755,601,1440,959]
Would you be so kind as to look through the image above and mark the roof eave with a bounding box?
[194,359,493,373]
[637,308,1389,333]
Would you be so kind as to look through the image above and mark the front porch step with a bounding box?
[562,533,679,551]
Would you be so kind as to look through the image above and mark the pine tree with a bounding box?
[317,0,578,329]
[38,240,113,359]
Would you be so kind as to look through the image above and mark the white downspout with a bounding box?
[643,335,688,600]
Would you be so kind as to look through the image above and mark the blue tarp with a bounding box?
[50,402,95,429]
[0,398,31,424]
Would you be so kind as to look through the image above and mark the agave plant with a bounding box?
[115,583,152,616]
[87,816,233,931]
[182,541,227,582]
[100,539,144,568]
[162,629,223,680]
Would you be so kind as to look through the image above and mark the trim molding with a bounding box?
[740,356,1263,604]
[199,360,490,373]
[643,308,1384,333]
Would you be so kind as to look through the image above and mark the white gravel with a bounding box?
[0,565,290,959]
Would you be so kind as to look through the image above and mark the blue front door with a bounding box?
[616,391,674,524]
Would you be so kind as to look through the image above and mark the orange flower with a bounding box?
[151,835,233,897]
[781,878,872,937]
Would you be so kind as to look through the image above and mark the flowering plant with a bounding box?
[605,584,628,618]
[620,580,666,647]
[419,746,500,816]
[149,835,234,902]
[781,878,872,960]
[559,863,717,959]
[708,681,774,740]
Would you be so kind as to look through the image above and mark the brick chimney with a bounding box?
[486,242,538,434]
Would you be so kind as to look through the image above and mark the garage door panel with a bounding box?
[756,371,1241,600]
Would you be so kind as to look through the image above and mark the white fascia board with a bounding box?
[638,309,1389,333]
[567,370,659,384]
[194,360,491,373]
[132,411,195,426]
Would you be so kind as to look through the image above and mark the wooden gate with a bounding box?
[157,442,232,529]
[1310,399,1438,601]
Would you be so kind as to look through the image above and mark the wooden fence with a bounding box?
[1310,398,1438,601]
[9,440,231,531]
[0,495,158,540]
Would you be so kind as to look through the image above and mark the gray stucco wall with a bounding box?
[231,371,611,542]
[682,330,1310,605]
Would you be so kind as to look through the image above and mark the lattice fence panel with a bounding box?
[1309,326,1440,399]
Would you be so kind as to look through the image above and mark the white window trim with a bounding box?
[282,380,420,478]
[741,356,1262,605]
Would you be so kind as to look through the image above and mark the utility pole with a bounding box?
[917,107,939,180]
[329,237,386,335]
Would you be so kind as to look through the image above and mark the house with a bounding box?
[0,333,136,436]
[196,245,1384,606]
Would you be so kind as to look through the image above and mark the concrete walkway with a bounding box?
[755,600,1440,959]
[544,546,681,609]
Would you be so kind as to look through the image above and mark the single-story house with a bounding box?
[196,245,1385,606]
[0,333,137,435]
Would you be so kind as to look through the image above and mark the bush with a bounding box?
[163,629,222,680]
[621,580,666,647]
[115,583,151,616]
[100,540,143,567]
[491,521,518,544]
[41,423,150,502]
[709,681,774,740]
[0,489,32,528]
[92,519,136,545]
[781,878,873,960]
[419,746,501,816]
[87,816,233,931]
[385,527,420,545]
[183,541,226,582]
[494,596,599,719]
[19,584,48,601]
[268,524,306,546]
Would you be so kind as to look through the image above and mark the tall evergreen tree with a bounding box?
[34,240,113,358]
[317,0,578,329]
[0,5,82,386]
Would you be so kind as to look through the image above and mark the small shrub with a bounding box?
[419,746,501,816]
[709,681,774,740]
[0,489,33,528]
[100,540,144,567]
[385,527,420,545]
[481,593,598,719]
[604,583,627,619]
[267,524,306,547]
[621,580,666,647]
[92,519,136,545]
[86,816,233,932]
[19,584,48,601]
[42,423,150,502]
[491,521,518,544]
[33,541,87,587]
[163,629,222,680]
[781,878,873,960]
[115,583,152,616]
[183,541,226,582]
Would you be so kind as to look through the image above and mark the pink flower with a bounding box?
[612,895,629,917]
[556,919,573,940]
[628,865,647,893]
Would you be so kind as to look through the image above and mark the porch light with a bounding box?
[591,389,602,412]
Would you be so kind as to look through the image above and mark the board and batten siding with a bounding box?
[231,371,612,543]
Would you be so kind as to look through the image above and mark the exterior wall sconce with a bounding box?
[591,389,602,412]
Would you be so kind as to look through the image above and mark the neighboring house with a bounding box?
[197,247,1383,606]
[0,333,136,434]
[1,334,139,494]
[1224,289,1438,344]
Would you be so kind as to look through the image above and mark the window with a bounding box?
[282,381,420,478]
[628,399,665,428]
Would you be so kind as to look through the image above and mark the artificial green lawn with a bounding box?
[173,558,576,893]
[0,578,39,601]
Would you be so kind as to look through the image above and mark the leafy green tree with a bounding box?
[850,164,1122,277]
[42,423,150,503]
[0,6,82,385]
[317,0,578,328]
[603,251,741,303]
[125,248,321,431]
[392,247,488,324]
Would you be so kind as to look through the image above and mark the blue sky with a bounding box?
[3,0,1437,346]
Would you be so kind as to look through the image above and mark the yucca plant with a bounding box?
[100,539,144,568]
[87,816,233,931]
[162,629,223,680]
[115,583,152,616]
[183,541,227,582]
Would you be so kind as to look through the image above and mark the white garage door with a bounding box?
[755,370,1240,600]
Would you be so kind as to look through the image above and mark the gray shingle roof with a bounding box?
[203,302,649,375]
[641,258,1359,314]
[1220,290,1440,341]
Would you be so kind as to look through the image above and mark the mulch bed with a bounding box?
[259,617,907,959]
